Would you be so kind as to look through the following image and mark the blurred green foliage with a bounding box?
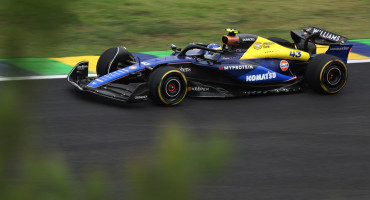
[127,126,232,200]
[0,0,233,199]
[0,1,108,199]
[1,0,233,198]
[1,0,369,57]
[0,0,77,58]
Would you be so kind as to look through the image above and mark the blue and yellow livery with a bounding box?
[68,26,351,106]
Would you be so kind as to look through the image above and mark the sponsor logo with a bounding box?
[330,47,350,51]
[192,87,210,92]
[77,65,88,70]
[280,60,289,71]
[260,42,275,49]
[246,72,277,82]
[263,42,275,46]
[254,42,263,50]
[134,95,147,100]
[129,66,137,70]
[219,65,254,70]
[179,67,191,72]
[141,61,150,66]
[312,28,342,42]
[242,38,256,42]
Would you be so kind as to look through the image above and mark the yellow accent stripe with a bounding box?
[315,44,330,54]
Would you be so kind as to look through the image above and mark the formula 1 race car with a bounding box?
[68,26,352,106]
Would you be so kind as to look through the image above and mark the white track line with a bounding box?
[348,59,370,64]
[0,75,67,81]
[0,60,369,81]
[0,74,97,81]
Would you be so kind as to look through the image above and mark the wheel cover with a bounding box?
[164,78,181,98]
[158,70,187,105]
[326,67,342,86]
[320,61,347,93]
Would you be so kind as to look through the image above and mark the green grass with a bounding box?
[1,0,369,57]
[0,58,72,75]
[351,39,370,46]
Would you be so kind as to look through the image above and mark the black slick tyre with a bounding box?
[96,47,135,77]
[148,66,188,106]
[305,54,348,94]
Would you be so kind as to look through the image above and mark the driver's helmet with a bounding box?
[205,43,221,59]
[206,43,221,54]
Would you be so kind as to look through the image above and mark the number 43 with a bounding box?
[290,51,302,58]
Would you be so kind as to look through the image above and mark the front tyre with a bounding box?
[96,47,135,77]
[148,66,188,106]
[305,54,348,94]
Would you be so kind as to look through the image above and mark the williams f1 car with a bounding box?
[68,26,351,106]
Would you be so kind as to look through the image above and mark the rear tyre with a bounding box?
[148,66,188,106]
[96,47,135,77]
[305,54,348,94]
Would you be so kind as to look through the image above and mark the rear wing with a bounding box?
[291,26,348,45]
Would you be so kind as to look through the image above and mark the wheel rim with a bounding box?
[326,67,342,86]
[164,78,181,98]
[322,63,347,91]
[159,72,187,105]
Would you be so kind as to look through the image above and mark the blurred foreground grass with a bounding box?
[128,128,233,200]
[0,0,369,57]
[0,0,233,199]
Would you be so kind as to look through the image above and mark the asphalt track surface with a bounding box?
[3,62,370,200]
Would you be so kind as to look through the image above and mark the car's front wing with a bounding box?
[67,61,149,103]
